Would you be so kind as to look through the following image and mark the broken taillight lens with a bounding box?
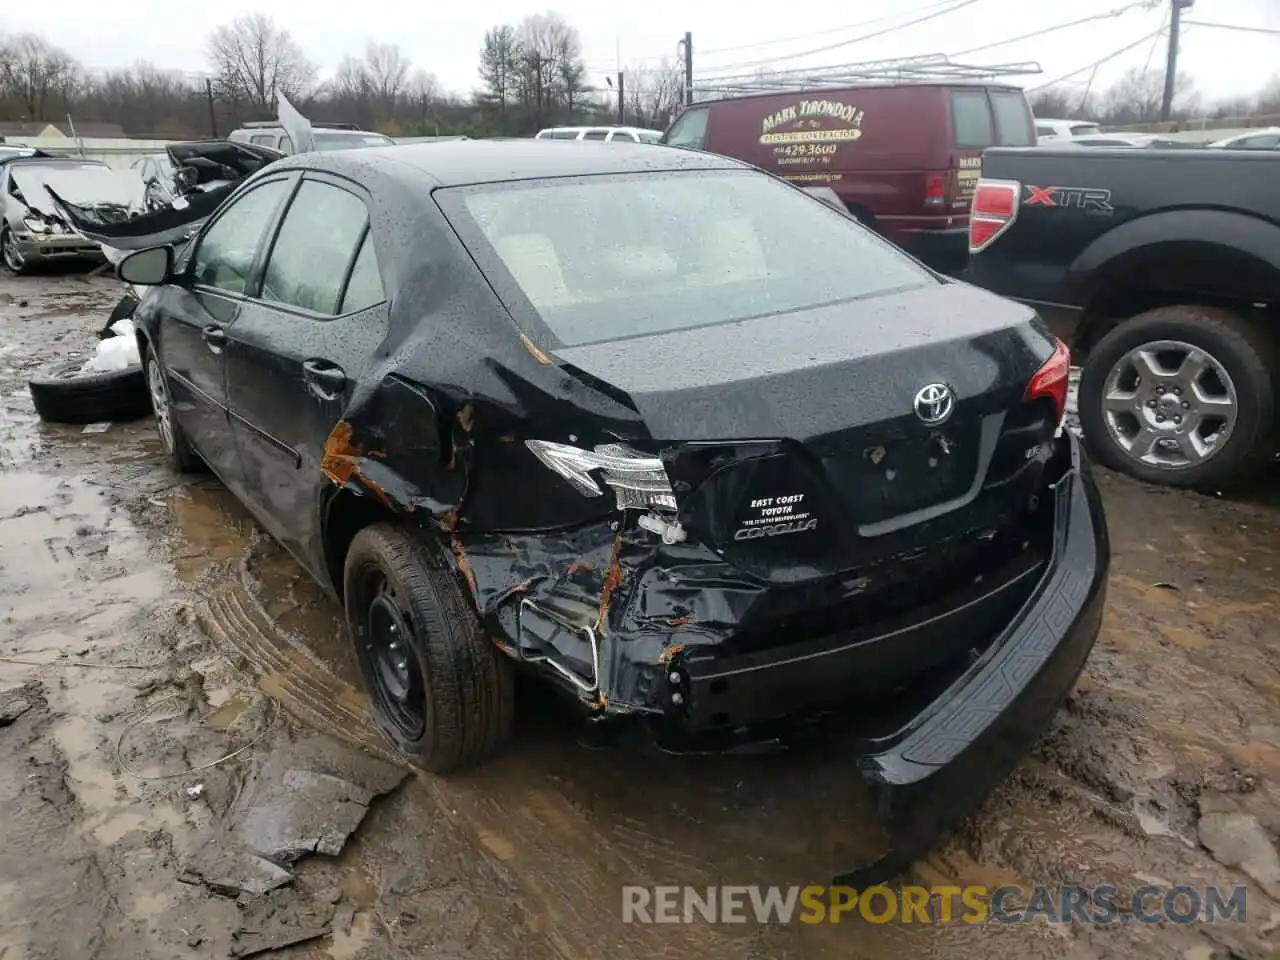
[525,440,677,511]
[1023,338,1071,427]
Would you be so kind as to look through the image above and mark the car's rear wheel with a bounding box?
[2,226,29,275]
[144,350,202,472]
[343,523,514,773]
[1078,305,1278,488]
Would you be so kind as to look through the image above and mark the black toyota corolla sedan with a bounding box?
[119,139,1107,869]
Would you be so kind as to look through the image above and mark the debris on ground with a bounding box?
[184,736,408,897]
[0,685,34,726]
[1197,809,1280,901]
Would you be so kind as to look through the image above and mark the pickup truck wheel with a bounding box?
[1078,305,1277,488]
[344,523,514,773]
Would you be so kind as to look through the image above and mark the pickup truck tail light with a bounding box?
[968,178,1021,253]
[1023,338,1071,427]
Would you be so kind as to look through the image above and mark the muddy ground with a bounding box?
[1,271,1279,960]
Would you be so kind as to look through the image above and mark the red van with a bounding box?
[661,83,1035,270]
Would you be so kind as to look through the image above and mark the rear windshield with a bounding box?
[438,169,936,348]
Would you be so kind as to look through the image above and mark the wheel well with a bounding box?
[1074,250,1280,360]
[322,488,399,600]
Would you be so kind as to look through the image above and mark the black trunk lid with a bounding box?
[553,282,1060,585]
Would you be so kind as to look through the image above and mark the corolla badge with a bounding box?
[913,382,955,425]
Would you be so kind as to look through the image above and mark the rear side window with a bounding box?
[991,92,1033,146]
[551,130,580,140]
[1070,124,1102,136]
[582,130,608,141]
[609,131,639,142]
[260,180,369,315]
[950,91,994,148]
[250,134,276,146]
[664,107,709,149]
[1035,124,1054,137]
[340,234,385,313]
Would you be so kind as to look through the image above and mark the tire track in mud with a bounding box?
[193,552,826,958]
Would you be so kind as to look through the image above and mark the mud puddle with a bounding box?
[5,274,1280,959]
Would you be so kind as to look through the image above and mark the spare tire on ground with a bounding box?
[27,359,151,425]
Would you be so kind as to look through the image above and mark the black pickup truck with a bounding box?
[965,147,1280,488]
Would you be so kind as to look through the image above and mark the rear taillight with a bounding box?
[1024,339,1071,426]
[924,172,946,208]
[969,178,1020,253]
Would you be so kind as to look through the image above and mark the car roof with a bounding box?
[287,138,746,188]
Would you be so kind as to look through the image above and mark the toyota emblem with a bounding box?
[913,383,955,425]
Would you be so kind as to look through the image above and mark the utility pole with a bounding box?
[681,31,693,106]
[617,70,625,125]
[205,78,218,138]
[1161,0,1193,122]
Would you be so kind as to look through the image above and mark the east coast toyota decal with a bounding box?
[733,493,819,540]
[759,98,864,170]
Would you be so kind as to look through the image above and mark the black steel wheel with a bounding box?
[343,523,514,773]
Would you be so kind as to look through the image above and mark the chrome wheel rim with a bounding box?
[147,358,175,455]
[2,230,24,271]
[1100,339,1237,470]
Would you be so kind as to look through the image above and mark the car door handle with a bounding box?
[201,325,226,353]
[302,359,347,400]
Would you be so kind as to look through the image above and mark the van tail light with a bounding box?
[968,178,1021,253]
[1023,338,1071,427]
[924,172,946,208]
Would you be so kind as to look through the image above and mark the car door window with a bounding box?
[611,131,639,143]
[950,90,994,148]
[664,107,708,149]
[340,233,385,313]
[191,179,291,294]
[582,130,608,141]
[260,180,369,316]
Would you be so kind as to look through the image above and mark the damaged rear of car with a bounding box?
[1,157,134,272]
[121,141,1108,881]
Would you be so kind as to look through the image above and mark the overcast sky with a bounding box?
[9,0,1279,105]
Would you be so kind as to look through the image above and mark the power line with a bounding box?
[694,0,984,77]
[695,0,962,58]
[1027,26,1167,92]
[1181,20,1280,36]
[949,2,1154,57]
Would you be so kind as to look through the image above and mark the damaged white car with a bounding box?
[1,156,141,273]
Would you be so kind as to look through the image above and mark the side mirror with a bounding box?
[117,245,174,286]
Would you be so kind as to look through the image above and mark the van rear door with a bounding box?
[947,88,1034,212]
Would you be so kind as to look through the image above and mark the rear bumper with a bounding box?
[842,440,1108,880]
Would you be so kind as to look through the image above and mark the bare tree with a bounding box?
[1259,75,1280,114]
[0,34,80,121]
[1098,66,1198,125]
[513,12,586,128]
[1027,88,1097,121]
[478,25,521,115]
[361,42,411,119]
[623,59,682,129]
[206,13,315,113]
